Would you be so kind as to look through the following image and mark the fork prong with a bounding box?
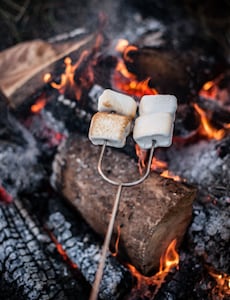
[89,183,123,300]
[90,141,156,300]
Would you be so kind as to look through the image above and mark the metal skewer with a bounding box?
[89,140,156,300]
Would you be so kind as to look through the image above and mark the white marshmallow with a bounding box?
[89,112,131,148]
[139,95,177,119]
[98,89,137,118]
[133,112,174,149]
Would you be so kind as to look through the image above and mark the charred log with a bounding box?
[0,91,44,199]
[0,199,89,300]
[123,47,225,103]
[46,196,132,300]
[0,192,132,300]
[51,133,196,275]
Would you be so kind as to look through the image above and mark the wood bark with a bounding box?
[52,134,196,275]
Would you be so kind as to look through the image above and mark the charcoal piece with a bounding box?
[154,253,208,300]
[167,137,230,191]
[51,133,196,275]
[0,92,44,198]
[197,96,230,126]
[167,137,230,274]
[46,199,132,300]
[0,199,89,300]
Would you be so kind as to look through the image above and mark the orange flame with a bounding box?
[44,50,94,101]
[208,268,230,299]
[199,80,217,100]
[151,156,168,172]
[123,45,139,63]
[135,144,148,174]
[127,239,179,295]
[193,103,225,140]
[199,74,228,101]
[156,239,179,274]
[135,145,182,181]
[48,230,78,269]
[115,39,129,52]
[31,97,47,113]
[106,218,180,295]
[112,41,157,97]
[111,225,121,257]
[160,170,182,182]
[224,123,230,129]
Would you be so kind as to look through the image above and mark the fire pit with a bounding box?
[0,1,230,299]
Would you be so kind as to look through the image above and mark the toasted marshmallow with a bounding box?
[133,112,174,149]
[89,112,131,148]
[139,95,177,119]
[98,89,137,118]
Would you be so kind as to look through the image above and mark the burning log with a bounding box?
[116,46,225,102]
[0,34,97,108]
[51,133,196,275]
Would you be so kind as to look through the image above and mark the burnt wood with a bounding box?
[124,47,225,103]
[1,34,97,108]
[0,195,132,300]
[0,199,90,300]
[52,134,196,275]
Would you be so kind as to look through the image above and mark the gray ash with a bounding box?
[46,197,132,300]
[166,136,230,276]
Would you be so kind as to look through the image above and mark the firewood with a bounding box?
[125,47,223,102]
[0,35,95,108]
[52,133,196,275]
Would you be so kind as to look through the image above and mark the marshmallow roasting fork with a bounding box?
[88,89,177,300]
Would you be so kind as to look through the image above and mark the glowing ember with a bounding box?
[203,81,215,91]
[127,239,179,296]
[160,170,182,182]
[199,74,230,107]
[209,268,230,299]
[200,80,217,100]
[48,229,78,270]
[43,73,52,83]
[31,97,47,113]
[193,103,225,140]
[0,186,12,203]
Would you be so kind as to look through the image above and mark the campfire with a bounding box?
[0,2,230,299]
